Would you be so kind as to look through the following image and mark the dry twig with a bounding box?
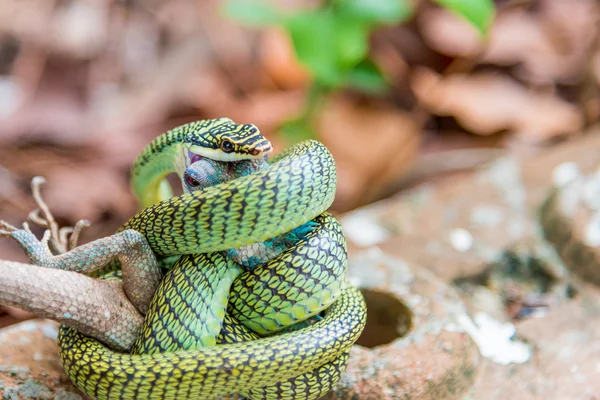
[26,176,90,254]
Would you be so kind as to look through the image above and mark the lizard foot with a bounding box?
[0,220,19,237]
[0,218,55,264]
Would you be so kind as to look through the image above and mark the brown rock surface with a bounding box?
[471,292,600,399]
[0,320,82,399]
[325,248,480,400]
[344,127,600,282]
[341,128,600,398]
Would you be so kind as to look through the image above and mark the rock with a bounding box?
[340,128,600,398]
[471,292,600,399]
[0,320,82,399]
[343,128,600,282]
[325,247,481,400]
[540,165,600,285]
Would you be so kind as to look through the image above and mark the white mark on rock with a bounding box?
[341,210,390,247]
[484,158,525,211]
[449,229,473,252]
[584,213,600,247]
[40,323,58,340]
[471,206,504,227]
[552,162,580,187]
[582,176,600,211]
[16,321,40,333]
[570,364,579,373]
[456,312,531,365]
[347,246,413,288]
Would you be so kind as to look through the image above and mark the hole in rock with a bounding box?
[355,289,412,348]
[453,249,578,321]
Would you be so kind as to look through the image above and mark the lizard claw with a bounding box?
[0,220,19,237]
[0,224,53,264]
[0,218,54,265]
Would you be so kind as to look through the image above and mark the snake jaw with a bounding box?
[186,143,271,162]
[188,149,203,165]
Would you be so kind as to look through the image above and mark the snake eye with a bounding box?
[220,139,234,153]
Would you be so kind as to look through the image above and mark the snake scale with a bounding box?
[20,118,367,399]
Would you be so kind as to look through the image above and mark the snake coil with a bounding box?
[57,122,367,400]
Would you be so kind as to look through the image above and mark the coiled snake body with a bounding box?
[55,119,367,399]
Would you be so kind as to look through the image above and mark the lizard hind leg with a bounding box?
[1,225,161,315]
[0,260,143,351]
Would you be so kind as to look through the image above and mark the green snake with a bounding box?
[54,119,367,399]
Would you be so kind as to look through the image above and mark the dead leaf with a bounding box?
[484,1,597,85]
[418,6,484,58]
[260,28,311,89]
[482,10,548,69]
[420,1,598,85]
[317,96,420,211]
[412,68,583,140]
[52,1,108,59]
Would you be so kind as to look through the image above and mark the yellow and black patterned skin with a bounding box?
[56,119,367,399]
[131,118,272,208]
[58,286,364,399]
[131,212,348,356]
[183,117,272,160]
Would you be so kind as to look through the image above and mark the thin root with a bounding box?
[30,176,60,241]
[69,219,91,250]
[59,227,73,249]
[28,208,49,227]
[0,178,92,253]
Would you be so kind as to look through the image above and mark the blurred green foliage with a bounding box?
[435,0,494,35]
[224,0,495,143]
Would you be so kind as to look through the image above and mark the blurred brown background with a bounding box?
[0,0,598,322]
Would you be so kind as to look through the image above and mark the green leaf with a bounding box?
[222,0,281,26]
[336,0,414,25]
[285,11,344,87]
[346,59,389,94]
[334,17,370,69]
[433,0,495,36]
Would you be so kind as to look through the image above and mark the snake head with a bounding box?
[183,118,272,162]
